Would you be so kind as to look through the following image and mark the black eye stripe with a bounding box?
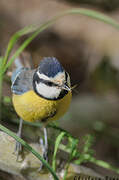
[37,77,58,87]
[33,72,59,87]
[46,81,54,86]
[33,71,69,100]
[40,79,57,87]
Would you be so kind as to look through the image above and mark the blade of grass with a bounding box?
[82,134,94,154]
[89,157,119,174]
[3,8,119,73]
[2,25,39,70]
[0,124,59,180]
[4,21,56,72]
[65,8,119,29]
[0,75,2,121]
[74,153,119,174]
[63,138,78,180]
[0,57,3,121]
[52,132,66,171]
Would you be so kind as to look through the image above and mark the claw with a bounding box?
[15,141,23,161]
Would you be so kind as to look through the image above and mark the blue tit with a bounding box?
[11,57,72,162]
[12,57,72,124]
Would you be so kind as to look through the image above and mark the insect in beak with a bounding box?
[71,84,77,90]
[60,84,71,91]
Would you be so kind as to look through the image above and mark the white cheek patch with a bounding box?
[37,71,50,81]
[35,82,61,99]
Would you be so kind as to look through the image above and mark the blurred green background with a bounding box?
[1,0,119,178]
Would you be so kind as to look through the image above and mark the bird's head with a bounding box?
[33,57,71,100]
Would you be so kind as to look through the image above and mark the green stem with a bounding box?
[0,74,3,122]
[89,157,119,174]
[52,132,66,171]
[63,139,78,180]
[0,124,59,180]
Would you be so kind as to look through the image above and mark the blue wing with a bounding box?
[11,67,33,95]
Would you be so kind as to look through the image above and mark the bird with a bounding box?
[11,57,72,164]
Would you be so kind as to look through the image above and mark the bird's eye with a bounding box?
[47,81,54,86]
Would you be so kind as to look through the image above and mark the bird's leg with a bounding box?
[15,118,23,161]
[43,127,48,161]
[39,127,48,170]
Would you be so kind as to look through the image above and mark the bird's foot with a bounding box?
[14,139,23,161]
[14,118,24,161]
[38,135,48,171]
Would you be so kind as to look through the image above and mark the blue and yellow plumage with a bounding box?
[11,57,72,124]
[12,90,71,124]
[11,57,72,162]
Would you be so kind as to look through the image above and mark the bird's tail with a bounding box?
[14,52,33,69]
[11,52,33,83]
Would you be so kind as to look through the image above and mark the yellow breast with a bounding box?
[12,90,72,123]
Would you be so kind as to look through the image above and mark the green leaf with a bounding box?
[89,157,119,174]
[83,134,94,154]
[0,57,3,76]
[63,138,78,180]
[2,25,39,69]
[52,132,66,171]
[65,8,119,29]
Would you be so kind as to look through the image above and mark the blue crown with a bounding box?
[38,57,64,77]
